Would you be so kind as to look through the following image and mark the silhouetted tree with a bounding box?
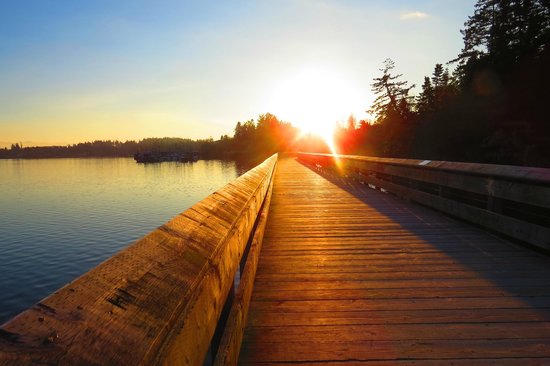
[416,77,435,115]
[368,59,415,156]
[454,0,550,84]
[445,0,550,165]
[369,59,415,123]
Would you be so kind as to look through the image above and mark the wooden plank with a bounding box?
[240,339,550,362]
[0,155,278,366]
[240,157,550,365]
[255,253,550,264]
[253,277,550,291]
[252,262,550,273]
[240,360,550,366]
[251,288,550,302]
[248,297,550,312]
[246,308,550,327]
[254,270,550,282]
[244,322,550,342]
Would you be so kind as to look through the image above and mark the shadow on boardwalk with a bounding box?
[297,159,550,313]
[241,157,550,363]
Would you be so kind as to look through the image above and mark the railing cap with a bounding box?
[298,152,550,185]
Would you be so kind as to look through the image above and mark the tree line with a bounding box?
[3,0,549,166]
[0,114,305,161]
[336,0,550,167]
[1,139,213,159]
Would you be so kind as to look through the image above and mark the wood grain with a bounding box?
[0,154,277,366]
[213,160,276,366]
[297,152,550,251]
[239,157,550,364]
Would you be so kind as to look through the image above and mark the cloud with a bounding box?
[400,11,429,20]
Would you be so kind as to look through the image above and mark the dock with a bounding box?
[1,153,550,365]
[240,157,550,364]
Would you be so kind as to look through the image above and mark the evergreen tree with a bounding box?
[454,0,550,83]
[416,77,435,114]
[368,59,415,157]
[431,63,445,89]
[369,59,415,123]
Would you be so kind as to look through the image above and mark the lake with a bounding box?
[0,158,247,324]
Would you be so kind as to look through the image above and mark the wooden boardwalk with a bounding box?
[239,157,550,365]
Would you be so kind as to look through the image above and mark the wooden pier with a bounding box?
[239,157,550,364]
[1,153,550,365]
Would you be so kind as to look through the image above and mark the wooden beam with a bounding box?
[213,162,276,366]
[0,154,278,366]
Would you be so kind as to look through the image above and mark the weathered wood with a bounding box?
[213,161,276,366]
[242,339,550,362]
[240,157,550,364]
[247,308,550,327]
[240,360,550,366]
[298,152,550,184]
[298,152,550,251]
[346,158,550,209]
[249,296,550,312]
[361,174,550,250]
[245,322,550,342]
[0,154,277,366]
[251,286,550,301]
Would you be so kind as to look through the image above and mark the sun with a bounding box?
[268,66,368,154]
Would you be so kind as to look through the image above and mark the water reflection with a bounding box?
[0,158,242,323]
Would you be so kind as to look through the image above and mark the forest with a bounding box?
[0,114,300,161]
[335,0,550,167]
[2,0,549,167]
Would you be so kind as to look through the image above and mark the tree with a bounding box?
[234,122,243,141]
[447,0,550,166]
[416,77,435,114]
[231,113,298,156]
[368,59,415,157]
[431,63,445,89]
[369,59,415,123]
[454,0,550,83]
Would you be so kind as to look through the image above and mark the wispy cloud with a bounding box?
[400,11,429,20]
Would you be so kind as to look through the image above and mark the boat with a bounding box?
[134,151,199,163]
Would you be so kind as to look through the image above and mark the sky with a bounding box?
[0,0,477,147]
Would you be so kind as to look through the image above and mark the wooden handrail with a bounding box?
[213,159,275,366]
[299,152,550,184]
[0,154,278,366]
[298,152,550,251]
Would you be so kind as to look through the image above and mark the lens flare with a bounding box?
[268,66,367,153]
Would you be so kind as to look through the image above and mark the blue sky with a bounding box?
[0,0,476,147]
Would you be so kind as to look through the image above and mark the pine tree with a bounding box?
[416,77,435,114]
[431,64,445,89]
[454,0,550,82]
[368,59,415,157]
[369,59,415,123]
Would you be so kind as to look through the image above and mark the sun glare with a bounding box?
[268,66,368,154]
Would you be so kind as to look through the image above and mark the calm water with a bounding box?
[0,158,244,323]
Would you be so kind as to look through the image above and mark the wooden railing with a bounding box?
[298,152,550,252]
[0,154,277,366]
